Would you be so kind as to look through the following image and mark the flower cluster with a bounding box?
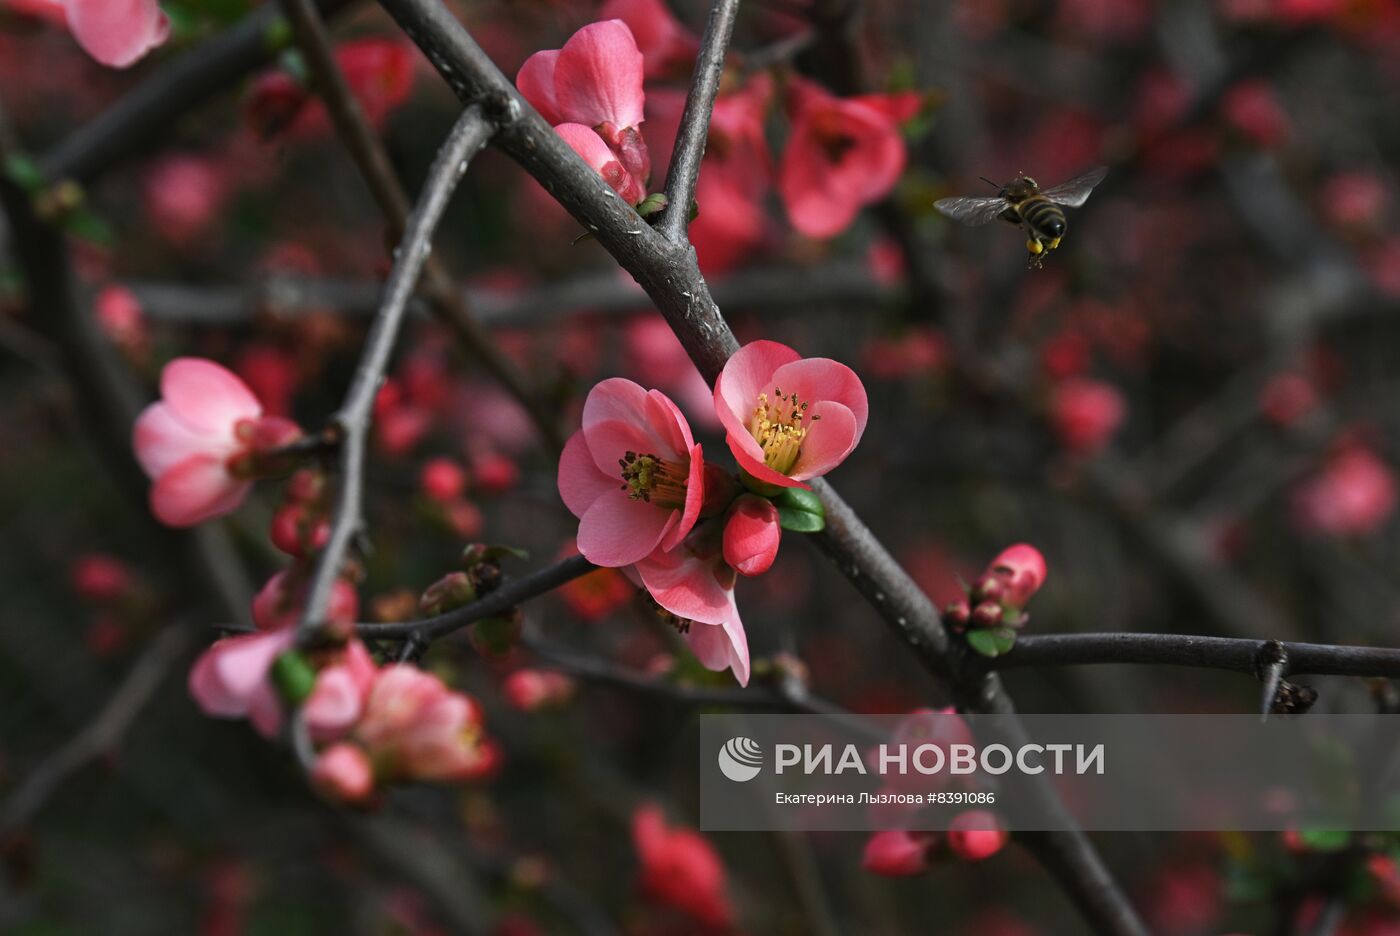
[944,544,1048,658]
[516,13,921,254]
[190,567,494,804]
[559,340,867,685]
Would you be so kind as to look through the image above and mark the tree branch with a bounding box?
[658,0,743,242]
[296,107,494,643]
[40,0,355,185]
[992,633,1400,679]
[357,554,596,642]
[279,0,563,451]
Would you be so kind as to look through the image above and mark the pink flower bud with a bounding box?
[943,600,971,626]
[420,457,467,503]
[971,601,1003,628]
[357,666,488,782]
[632,804,734,927]
[419,571,477,616]
[947,810,1008,862]
[71,553,133,604]
[311,743,374,804]
[987,544,1048,610]
[862,830,933,876]
[1049,378,1126,455]
[304,666,366,743]
[722,495,782,576]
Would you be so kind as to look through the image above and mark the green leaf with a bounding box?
[635,192,669,219]
[270,650,317,705]
[966,626,1017,658]
[776,486,825,533]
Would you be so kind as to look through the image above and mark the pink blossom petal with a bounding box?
[150,455,250,527]
[577,486,674,567]
[516,49,562,124]
[636,549,731,625]
[553,20,645,130]
[790,400,858,481]
[583,377,653,433]
[188,630,294,718]
[132,402,215,479]
[686,617,750,686]
[554,123,646,203]
[64,0,169,68]
[247,684,284,738]
[558,430,619,519]
[644,388,696,458]
[161,358,262,434]
[659,442,705,553]
[305,667,364,743]
[768,356,869,442]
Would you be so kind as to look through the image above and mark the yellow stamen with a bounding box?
[618,451,688,509]
[749,387,819,475]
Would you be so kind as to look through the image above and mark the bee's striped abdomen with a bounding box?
[1017,195,1067,239]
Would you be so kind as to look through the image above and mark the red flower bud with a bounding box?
[722,495,782,576]
[987,544,1047,609]
[420,457,467,503]
[947,810,1008,862]
[971,601,1003,628]
[943,600,971,626]
[311,743,374,803]
[862,829,933,876]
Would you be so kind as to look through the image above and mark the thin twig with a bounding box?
[357,554,596,642]
[296,107,494,644]
[279,0,563,451]
[0,627,193,836]
[992,632,1400,679]
[659,0,743,242]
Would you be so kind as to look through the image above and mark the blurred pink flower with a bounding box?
[61,0,169,68]
[598,0,699,78]
[251,569,359,634]
[143,154,228,243]
[722,495,781,577]
[862,830,932,876]
[188,629,295,734]
[517,20,650,202]
[311,742,375,804]
[1321,171,1388,231]
[632,804,734,928]
[714,340,868,490]
[623,314,717,430]
[1222,79,1292,148]
[558,378,705,567]
[1048,378,1126,455]
[947,810,1008,861]
[357,665,489,782]
[133,358,301,527]
[1292,444,1397,537]
[94,285,147,357]
[1260,372,1319,427]
[778,78,907,239]
[502,669,575,711]
[420,457,468,503]
[70,553,133,604]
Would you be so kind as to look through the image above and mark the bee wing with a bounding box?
[933,195,1007,227]
[1040,166,1108,208]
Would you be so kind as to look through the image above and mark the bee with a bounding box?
[934,166,1108,268]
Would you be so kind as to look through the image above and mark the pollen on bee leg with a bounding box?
[1026,238,1043,255]
[1048,237,1062,250]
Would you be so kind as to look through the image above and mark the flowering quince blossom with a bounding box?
[632,804,734,928]
[311,743,375,804]
[633,533,751,686]
[558,378,705,567]
[58,0,169,69]
[722,495,781,576]
[714,340,869,490]
[1291,443,1398,537]
[598,0,699,79]
[516,20,650,204]
[355,665,490,782]
[862,829,933,876]
[1048,377,1126,455]
[778,78,909,239]
[133,358,302,527]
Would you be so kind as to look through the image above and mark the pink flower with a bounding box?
[947,810,1008,861]
[356,665,488,783]
[778,79,907,239]
[420,457,468,503]
[1222,79,1291,148]
[598,0,699,79]
[304,665,367,743]
[862,830,933,876]
[517,20,650,203]
[632,804,734,928]
[722,495,781,576]
[1292,444,1397,537]
[714,340,868,490]
[634,536,750,686]
[95,285,147,357]
[985,544,1048,610]
[311,743,375,804]
[1048,378,1126,455]
[60,0,169,68]
[188,628,296,731]
[250,569,359,635]
[70,553,133,604]
[558,378,705,568]
[502,669,575,711]
[143,154,228,243]
[133,358,301,527]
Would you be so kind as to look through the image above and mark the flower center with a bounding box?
[749,387,819,475]
[619,451,688,509]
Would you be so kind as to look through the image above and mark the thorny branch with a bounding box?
[295,107,494,644]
